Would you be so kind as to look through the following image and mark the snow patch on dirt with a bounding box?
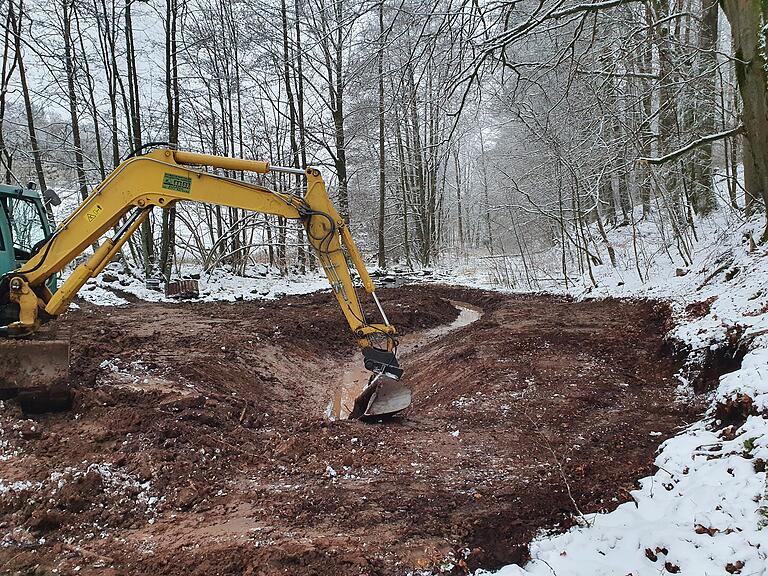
[77,284,130,306]
[0,479,41,494]
[0,460,163,549]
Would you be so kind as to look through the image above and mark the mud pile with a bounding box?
[0,286,700,575]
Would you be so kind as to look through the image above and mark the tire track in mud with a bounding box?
[0,285,703,576]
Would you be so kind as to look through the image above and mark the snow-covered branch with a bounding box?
[637,125,745,166]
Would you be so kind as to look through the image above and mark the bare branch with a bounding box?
[637,125,744,165]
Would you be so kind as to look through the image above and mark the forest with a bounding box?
[0,0,765,286]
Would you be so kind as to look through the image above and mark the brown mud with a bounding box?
[0,285,701,576]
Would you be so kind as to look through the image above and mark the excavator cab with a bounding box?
[0,183,69,410]
[0,183,53,277]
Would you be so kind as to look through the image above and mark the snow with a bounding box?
[64,263,331,307]
[473,206,768,575]
[483,415,768,575]
[720,345,768,409]
[196,266,330,302]
[0,479,41,494]
[77,284,129,306]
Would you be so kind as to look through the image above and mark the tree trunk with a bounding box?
[376,0,386,269]
[720,1,768,239]
[159,0,180,282]
[281,0,305,272]
[690,0,718,215]
[639,4,655,218]
[478,128,493,253]
[63,0,88,202]
[294,0,311,270]
[0,5,14,185]
[652,0,685,228]
[10,2,51,220]
[454,148,464,250]
[124,0,153,275]
[75,8,106,181]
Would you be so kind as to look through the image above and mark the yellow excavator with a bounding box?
[0,149,407,419]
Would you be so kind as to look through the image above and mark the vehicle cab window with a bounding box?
[1,196,47,260]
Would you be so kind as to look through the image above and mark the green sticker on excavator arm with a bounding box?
[162,173,192,193]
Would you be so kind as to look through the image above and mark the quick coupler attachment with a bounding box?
[362,347,403,380]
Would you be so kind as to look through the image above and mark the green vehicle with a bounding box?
[0,182,58,292]
[0,182,68,410]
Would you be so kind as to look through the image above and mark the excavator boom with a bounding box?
[0,149,408,418]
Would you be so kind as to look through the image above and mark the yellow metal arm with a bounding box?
[1,150,397,361]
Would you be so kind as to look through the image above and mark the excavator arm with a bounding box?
[0,149,407,418]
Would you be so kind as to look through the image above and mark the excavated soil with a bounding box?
[0,285,701,576]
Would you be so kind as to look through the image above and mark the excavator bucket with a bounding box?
[349,374,412,420]
[0,340,71,411]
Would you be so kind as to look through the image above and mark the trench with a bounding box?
[326,299,484,419]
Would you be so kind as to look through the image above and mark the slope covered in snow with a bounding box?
[477,210,768,576]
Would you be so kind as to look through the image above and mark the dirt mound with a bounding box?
[0,285,701,575]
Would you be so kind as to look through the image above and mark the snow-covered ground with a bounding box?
[469,210,768,575]
[73,262,331,307]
